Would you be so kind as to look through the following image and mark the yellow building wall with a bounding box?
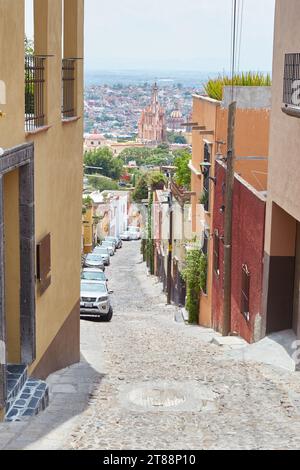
[83,207,93,254]
[0,0,84,379]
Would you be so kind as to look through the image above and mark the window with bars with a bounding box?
[62,59,76,119]
[25,55,46,132]
[241,264,250,321]
[213,230,220,276]
[283,53,300,106]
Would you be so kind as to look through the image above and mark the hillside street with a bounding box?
[1,241,300,450]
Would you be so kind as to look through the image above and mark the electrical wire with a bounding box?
[237,0,245,73]
[231,0,238,101]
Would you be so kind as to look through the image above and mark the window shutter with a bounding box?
[37,233,51,295]
[241,264,250,321]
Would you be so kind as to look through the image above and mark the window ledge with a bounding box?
[25,125,52,137]
[62,116,81,124]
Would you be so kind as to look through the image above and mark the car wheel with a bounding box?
[103,307,113,322]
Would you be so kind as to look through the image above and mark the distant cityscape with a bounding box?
[84,71,209,141]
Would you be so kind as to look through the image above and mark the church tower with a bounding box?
[138,83,166,144]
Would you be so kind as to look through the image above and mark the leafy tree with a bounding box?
[157,143,169,152]
[25,36,34,55]
[84,147,124,180]
[132,173,149,202]
[174,135,187,144]
[174,151,191,190]
[119,147,153,165]
[147,171,166,190]
[87,175,119,192]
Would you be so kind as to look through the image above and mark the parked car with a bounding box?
[128,226,141,240]
[93,246,110,266]
[81,268,108,287]
[120,230,132,241]
[84,253,105,270]
[80,280,113,322]
[105,236,122,249]
[101,240,115,256]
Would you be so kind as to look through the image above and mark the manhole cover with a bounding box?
[120,381,217,412]
[128,387,186,408]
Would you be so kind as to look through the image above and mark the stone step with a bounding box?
[5,365,49,422]
[6,365,28,413]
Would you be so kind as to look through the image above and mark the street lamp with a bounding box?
[199,162,216,185]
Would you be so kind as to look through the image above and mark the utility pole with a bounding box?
[222,101,236,336]
[167,179,173,305]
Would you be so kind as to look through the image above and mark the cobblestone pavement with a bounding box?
[64,242,300,450]
[2,241,300,450]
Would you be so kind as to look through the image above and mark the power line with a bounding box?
[231,0,238,101]
[237,0,245,72]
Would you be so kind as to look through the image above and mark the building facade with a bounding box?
[263,0,300,343]
[0,0,84,421]
[138,83,166,144]
[212,161,266,343]
[190,87,270,327]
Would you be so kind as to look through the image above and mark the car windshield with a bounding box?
[86,255,103,262]
[94,248,108,254]
[82,271,106,282]
[81,282,107,293]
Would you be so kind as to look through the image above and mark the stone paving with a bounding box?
[1,241,300,449]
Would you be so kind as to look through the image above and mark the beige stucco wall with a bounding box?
[0,0,84,374]
[266,0,300,250]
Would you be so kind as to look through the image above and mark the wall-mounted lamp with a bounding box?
[199,162,217,185]
[200,161,211,176]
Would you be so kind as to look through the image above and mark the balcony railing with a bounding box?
[62,59,76,119]
[25,55,46,132]
[282,53,300,117]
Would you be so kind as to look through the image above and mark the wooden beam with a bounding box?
[199,130,214,135]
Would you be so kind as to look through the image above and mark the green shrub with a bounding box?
[204,72,272,101]
[182,250,208,324]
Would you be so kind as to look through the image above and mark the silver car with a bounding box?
[80,280,113,321]
[81,268,108,287]
[84,253,105,270]
[101,241,115,256]
[105,236,122,249]
[93,246,110,266]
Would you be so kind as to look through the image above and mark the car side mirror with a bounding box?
[108,290,114,294]
[106,278,109,281]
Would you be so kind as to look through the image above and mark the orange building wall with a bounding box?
[191,94,270,328]
[217,108,270,191]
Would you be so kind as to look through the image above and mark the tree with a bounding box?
[87,175,119,192]
[84,147,124,180]
[119,147,153,166]
[25,36,34,55]
[174,151,191,190]
[132,174,149,202]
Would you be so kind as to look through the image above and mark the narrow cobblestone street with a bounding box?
[68,242,300,450]
[1,241,300,450]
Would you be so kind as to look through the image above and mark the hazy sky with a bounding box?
[26,0,276,72]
